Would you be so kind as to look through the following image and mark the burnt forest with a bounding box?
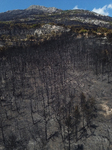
[0,5,112,150]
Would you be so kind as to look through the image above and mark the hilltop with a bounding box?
[0,5,112,26]
[0,5,112,48]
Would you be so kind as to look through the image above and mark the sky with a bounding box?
[0,0,112,17]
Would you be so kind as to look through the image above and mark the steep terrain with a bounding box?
[0,5,61,21]
[0,5,112,150]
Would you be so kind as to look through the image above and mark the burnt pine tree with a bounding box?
[80,92,86,128]
[73,105,81,142]
[84,97,97,128]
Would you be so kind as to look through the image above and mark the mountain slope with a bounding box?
[0,5,62,21]
[0,30,112,150]
[0,5,112,29]
[0,5,112,150]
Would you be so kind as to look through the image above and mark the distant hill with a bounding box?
[0,5,112,28]
[0,5,62,21]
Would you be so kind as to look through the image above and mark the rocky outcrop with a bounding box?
[34,24,70,36]
[70,17,110,27]
[26,5,61,13]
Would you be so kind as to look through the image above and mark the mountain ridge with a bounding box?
[26,5,61,12]
[0,5,62,21]
[0,5,112,24]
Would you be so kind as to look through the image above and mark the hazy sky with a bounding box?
[0,0,112,17]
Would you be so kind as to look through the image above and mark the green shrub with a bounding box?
[79,28,88,34]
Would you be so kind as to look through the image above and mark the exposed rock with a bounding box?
[26,5,61,13]
[34,24,70,36]
[70,17,109,26]
[0,5,62,21]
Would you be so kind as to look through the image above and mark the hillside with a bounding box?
[0,5,112,150]
[0,5,112,48]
